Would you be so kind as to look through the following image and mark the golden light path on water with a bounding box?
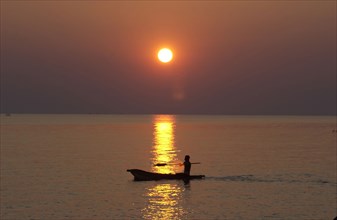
[142,115,187,220]
[152,115,178,174]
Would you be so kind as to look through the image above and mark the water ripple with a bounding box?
[206,174,336,186]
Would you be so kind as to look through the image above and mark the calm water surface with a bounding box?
[1,114,336,219]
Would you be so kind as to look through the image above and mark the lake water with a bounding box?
[1,114,336,219]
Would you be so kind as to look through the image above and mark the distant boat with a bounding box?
[127,169,205,181]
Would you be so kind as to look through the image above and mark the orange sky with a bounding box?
[1,1,336,114]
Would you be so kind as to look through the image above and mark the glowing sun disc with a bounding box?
[158,48,173,63]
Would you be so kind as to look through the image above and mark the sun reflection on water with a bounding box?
[142,183,186,220]
[151,115,179,174]
[142,115,186,220]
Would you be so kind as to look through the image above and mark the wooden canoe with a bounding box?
[127,169,205,181]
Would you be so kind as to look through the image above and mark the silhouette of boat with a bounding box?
[127,169,205,181]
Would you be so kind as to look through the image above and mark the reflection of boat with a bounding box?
[127,169,205,181]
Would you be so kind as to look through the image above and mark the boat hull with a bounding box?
[127,169,205,181]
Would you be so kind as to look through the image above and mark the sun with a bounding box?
[158,48,173,63]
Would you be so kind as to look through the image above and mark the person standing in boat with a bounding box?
[183,155,191,176]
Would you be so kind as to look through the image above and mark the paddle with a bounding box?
[154,162,201,167]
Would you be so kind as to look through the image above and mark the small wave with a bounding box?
[205,174,336,186]
[206,175,256,182]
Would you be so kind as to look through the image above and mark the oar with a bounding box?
[154,163,182,167]
[154,162,201,167]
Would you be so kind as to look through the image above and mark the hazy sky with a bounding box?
[1,1,336,115]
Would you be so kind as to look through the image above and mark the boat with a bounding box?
[127,169,205,181]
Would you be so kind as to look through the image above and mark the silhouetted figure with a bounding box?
[183,155,191,176]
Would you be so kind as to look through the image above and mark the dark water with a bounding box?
[1,114,336,219]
